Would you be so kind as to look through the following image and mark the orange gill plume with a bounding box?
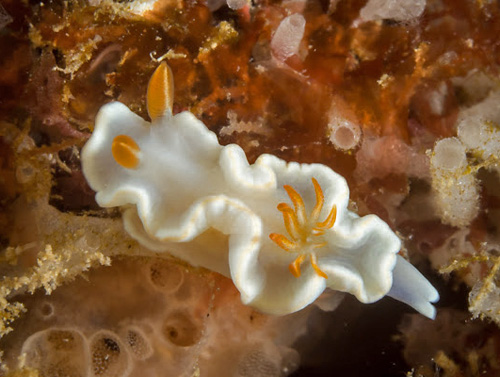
[269,178,337,279]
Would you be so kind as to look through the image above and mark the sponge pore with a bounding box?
[37,301,55,320]
[21,328,89,377]
[121,326,153,361]
[89,330,131,377]
[161,310,203,347]
[148,260,184,293]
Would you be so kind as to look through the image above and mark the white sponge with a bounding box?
[430,137,479,227]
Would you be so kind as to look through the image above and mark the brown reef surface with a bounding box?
[1,0,500,376]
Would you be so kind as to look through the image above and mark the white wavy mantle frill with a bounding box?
[82,102,438,318]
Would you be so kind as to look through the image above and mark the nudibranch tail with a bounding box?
[112,134,141,169]
[147,61,174,121]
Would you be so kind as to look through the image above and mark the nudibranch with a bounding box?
[82,62,439,318]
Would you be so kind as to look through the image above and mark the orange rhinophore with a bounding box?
[112,134,141,169]
[147,61,174,121]
[269,177,337,279]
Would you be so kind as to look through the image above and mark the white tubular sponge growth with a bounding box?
[457,118,500,160]
[270,14,306,62]
[430,137,479,227]
[328,117,362,151]
[226,0,247,10]
[432,137,467,171]
[357,0,426,23]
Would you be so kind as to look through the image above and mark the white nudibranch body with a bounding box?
[81,63,439,318]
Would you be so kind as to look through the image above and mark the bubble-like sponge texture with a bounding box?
[161,310,203,347]
[429,90,500,227]
[121,326,153,360]
[430,137,479,227]
[4,258,309,377]
[148,260,184,293]
[21,328,90,377]
[89,330,131,377]
[237,344,281,377]
[433,138,467,171]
